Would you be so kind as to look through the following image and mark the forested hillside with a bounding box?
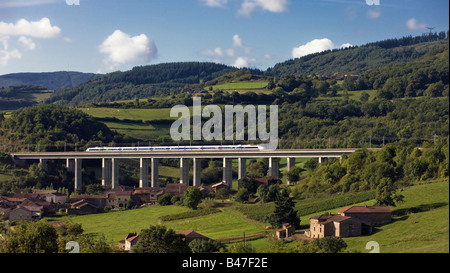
[0,104,120,151]
[46,62,238,106]
[266,32,448,77]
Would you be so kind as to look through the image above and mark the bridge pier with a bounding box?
[140,158,149,188]
[238,158,246,180]
[193,158,201,187]
[102,158,111,187]
[286,157,296,185]
[180,158,189,185]
[39,158,47,171]
[318,157,328,165]
[223,158,233,186]
[269,157,279,178]
[74,158,82,191]
[66,158,75,173]
[151,158,159,187]
[112,158,119,189]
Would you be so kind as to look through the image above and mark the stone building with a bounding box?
[308,206,392,239]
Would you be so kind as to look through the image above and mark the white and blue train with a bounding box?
[86,144,266,152]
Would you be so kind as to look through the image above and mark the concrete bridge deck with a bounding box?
[10,148,379,191]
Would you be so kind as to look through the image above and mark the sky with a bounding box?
[0,0,448,75]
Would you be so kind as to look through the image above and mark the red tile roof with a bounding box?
[337,206,391,214]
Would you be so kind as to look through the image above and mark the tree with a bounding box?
[1,221,58,253]
[158,193,174,206]
[189,239,225,253]
[312,237,347,253]
[304,158,319,173]
[375,177,404,207]
[342,76,356,91]
[215,187,230,202]
[265,189,300,229]
[285,166,304,183]
[425,81,444,97]
[360,92,370,102]
[256,185,269,203]
[246,161,267,178]
[131,225,191,253]
[228,242,255,253]
[183,186,202,209]
[234,188,250,203]
[201,160,222,184]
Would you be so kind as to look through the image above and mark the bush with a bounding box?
[158,193,174,206]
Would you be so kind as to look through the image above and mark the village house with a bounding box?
[276,223,296,240]
[9,204,42,221]
[308,206,392,239]
[70,194,108,209]
[178,229,212,244]
[67,199,102,215]
[211,181,229,193]
[133,187,165,205]
[198,184,214,197]
[165,183,189,197]
[45,192,68,204]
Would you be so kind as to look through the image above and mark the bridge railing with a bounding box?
[1,135,444,153]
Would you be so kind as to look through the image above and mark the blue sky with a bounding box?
[0,0,448,74]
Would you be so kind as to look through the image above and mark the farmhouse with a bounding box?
[308,206,392,239]
[309,213,362,238]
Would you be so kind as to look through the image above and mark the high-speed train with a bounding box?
[86,144,266,152]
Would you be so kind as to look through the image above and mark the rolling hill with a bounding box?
[266,32,448,77]
[46,62,239,106]
[0,71,101,90]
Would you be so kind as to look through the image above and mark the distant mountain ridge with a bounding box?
[0,71,101,90]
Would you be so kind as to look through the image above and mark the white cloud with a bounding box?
[99,30,157,70]
[0,17,61,38]
[199,34,256,68]
[340,43,353,49]
[0,0,59,8]
[200,0,228,7]
[0,37,21,65]
[0,17,60,66]
[233,57,249,68]
[201,0,288,15]
[367,9,381,19]
[292,38,352,59]
[232,34,243,48]
[238,0,288,15]
[406,18,427,31]
[18,36,36,50]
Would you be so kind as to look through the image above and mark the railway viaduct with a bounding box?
[10,148,377,190]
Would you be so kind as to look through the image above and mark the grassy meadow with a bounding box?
[43,179,448,253]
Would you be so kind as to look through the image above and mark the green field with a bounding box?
[0,173,12,182]
[211,81,268,91]
[314,89,379,102]
[343,179,449,253]
[42,179,449,253]
[45,204,265,246]
[103,121,171,142]
[80,107,177,121]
